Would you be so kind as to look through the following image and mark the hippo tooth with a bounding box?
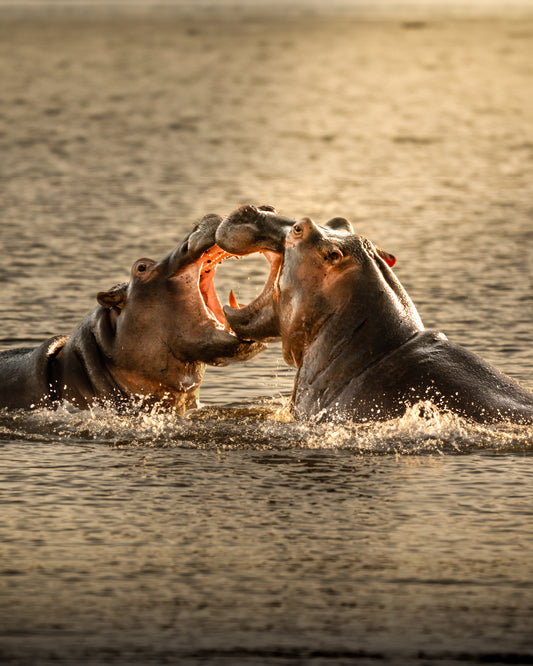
[229,289,238,309]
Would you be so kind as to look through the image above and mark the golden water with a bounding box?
[0,5,532,664]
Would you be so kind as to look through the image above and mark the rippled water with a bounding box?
[1,404,533,665]
[1,5,533,664]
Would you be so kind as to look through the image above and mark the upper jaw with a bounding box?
[162,213,232,331]
[215,204,294,255]
[166,213,225,275]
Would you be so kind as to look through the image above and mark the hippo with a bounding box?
[216,204,533,424]
[0,214,264,412]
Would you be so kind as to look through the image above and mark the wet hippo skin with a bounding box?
[0,214,264,412]
[216,205,533,424]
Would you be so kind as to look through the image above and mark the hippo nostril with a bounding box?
[240,204,259,221]
[181,241,189,254]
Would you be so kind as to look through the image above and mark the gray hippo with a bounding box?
[216,204,533,424]
[0,214,264,412]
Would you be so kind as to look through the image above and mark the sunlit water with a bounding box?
[1,6,533,664]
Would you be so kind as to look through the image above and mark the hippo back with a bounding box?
[298,330,533,424]
[0,336,67,409]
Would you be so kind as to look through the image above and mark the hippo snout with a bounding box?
[225,204,265,226]
[216,204,294,255]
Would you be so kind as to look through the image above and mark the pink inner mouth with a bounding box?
[198,246,282,335]
[221,250,283,320]
[198,246,237,330]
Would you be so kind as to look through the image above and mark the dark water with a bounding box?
[1,6,533,664]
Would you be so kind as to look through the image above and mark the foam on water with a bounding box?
[1,398,531,455]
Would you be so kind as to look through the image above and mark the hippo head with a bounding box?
[92,213,265,408]
[216,205,422,369]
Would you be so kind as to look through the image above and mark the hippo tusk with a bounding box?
[229,289,239,309]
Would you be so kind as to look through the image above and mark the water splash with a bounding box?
[0,397,531,454]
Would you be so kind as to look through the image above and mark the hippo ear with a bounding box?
[325,217,353,233]
[376,247,396,267]
[97,283,128,310]
[326,248,344,265]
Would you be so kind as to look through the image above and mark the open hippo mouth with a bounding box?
[215,204,392,345]
[220,248,283,341]
[214,205,292,342]
[162,212,267,363]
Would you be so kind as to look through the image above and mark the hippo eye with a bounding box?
[292,224,303,237]
[133,259,154,276]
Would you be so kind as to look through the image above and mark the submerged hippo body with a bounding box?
[217,205,533,424]
[0,214,263,412]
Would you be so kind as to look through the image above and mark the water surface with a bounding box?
[0,7,532,664]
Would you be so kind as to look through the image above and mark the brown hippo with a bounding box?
[0,214,264,412]
[216,204,533,424]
